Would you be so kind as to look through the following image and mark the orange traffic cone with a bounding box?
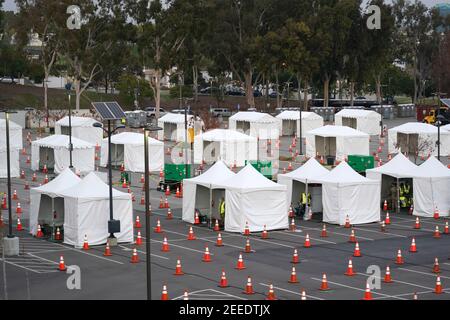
[244,238,252,253]
[165,185,170,196]
[219,269,228,287]
[122,178,127,188]
[16,218,23,231]
[161,285,169,300]
[362,282,373,300]
[130,248,139,263]
[290,218,296,232]
[344,215,351,228]
[154,220,162,233]
[26,156,31,164]
[36,224,44,238]
[135,231,143,245]
[202,246,212,262]
[213,219,220,231]
[433,257,441,273]
[304,234,311,248]
[288,206,294,218]
[135,216,142,228]
[159,197,164,208]
[321,224,328,237]
[55,227,62,240]
[95,152,99,161]
[183,290,189,300]
[194,211,200,225]
[433,226,441,238]
[161,237,170,252]
[292,249,300,264]
[176,187,181,198]
[319,274,330,291]
[444,222,449,234]
[349,229,356,243]
[433,208,440,219]
[43,175,48,184]
[24,182,29,190]
[244,221,250,236]
[266,284,277,300]
[409,238,417,253]
[414,217,421,229]
[261,225,268,239]
[12,190,18,200]
[187,226,196,240]
[166,208,173,220]
[0,214,3,227]
[103,242,112,256]
[139,194,145,205]
[43,164,48,174]
[244,276,255,295]
[140,174,145,184]
[82,235,89,250]
[235,253,246,270]
[353,242,362,257]
[301,290,307,300]
[345,259,355,276]
[395,249,404,265]
[120,163,125,172]
[385,212,391,225]
[58,256,67,271]
[16,203,22,214]
[380,220,386,232]
[288,266,299,283]
[216,233,223,247]
[409,205,414,215]
[32,173,36,181]
[288,162,293,171]
[164,198,169,209]
[435,276,443,294]
[383,200,388,211]
[384,266,393,283]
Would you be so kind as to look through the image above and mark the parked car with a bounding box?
[247,107,258,112]
[200,87,211,94]
[144,106,166,118]
[210,107,232,117]
[171,109,194,115]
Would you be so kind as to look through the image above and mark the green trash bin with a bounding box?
[245,160,272,179]
[347,155,374,173]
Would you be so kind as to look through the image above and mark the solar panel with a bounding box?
[440,99,450,108]
[92,102,126,120]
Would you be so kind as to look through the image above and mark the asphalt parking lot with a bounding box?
[1,116,449,300]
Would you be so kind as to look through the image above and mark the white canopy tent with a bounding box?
[388,122,450,157]
[306,125,370,162]
[158,113,194,142]
[29,168,81,236]
[229,112,280,139]
[100,132,164,172]
[314,161,380,225]
[0,119,23,149]
[221,164,288,233]
[59,172,134,247]
[366,153,418,213]
[442,124,450,132]
[0,149,20,178]
[278,158,329,211]
[194,129,257,167]
[31,135,95,174]
[276,111,324,137]
[55,116,103,146]
[182,160,235,224]
[412,156,450,218]
[335,109,381,135]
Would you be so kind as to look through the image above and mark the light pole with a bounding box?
[93,121,125,245]
[0,110,19,256]
[68,93,73,168]
[143,122,162,300]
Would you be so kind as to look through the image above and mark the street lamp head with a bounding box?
[93,122,103,128]
[144,124,163,132]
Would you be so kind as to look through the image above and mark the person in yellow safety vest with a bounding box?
[403,182,411,206]
[219,197,225,222]
[300,192,311,216]
[399,183,407,208]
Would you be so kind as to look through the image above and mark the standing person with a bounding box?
[389,182,398,212]
[219,197,225,226]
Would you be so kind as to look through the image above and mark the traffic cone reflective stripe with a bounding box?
[130,248,139,263]
[353,242,362,257]
[216,233,223,247]
[363,282,373,300]
[266,284,277,300]
[433,258,441,273]
[384,266,392,283]
[244,276,255,294]
[161,237,170,252]
[136,231,143,245]
[321,224,328,237]
[202,246,212,262]
[236,253,246,270]
[433,226,441,238]
[83,235,89,250]
[396,249,404,265]
[161,285,169,300]
[304,234,311,248]
[385,212,391,225]
[219,270,228,287]
[320,274,329,291]
[36,224,44,238]
[58,256,67,271]
[289,266,299,283]
[409,238,417,253]
[435,276,443,294]
[345,259,355,276]
[154,220,162,233]
[187,226,196,240]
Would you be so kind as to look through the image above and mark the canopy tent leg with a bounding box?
[209,185,212,229]
[397,178,400,214]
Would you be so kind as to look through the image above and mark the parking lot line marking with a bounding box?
[0,258,41,274]
[386,222,435,232]
[355,272,435,290]
[372,288,450,299]
[399,268,450,280]
[118,245,170,260]
[259,283,324,300]
[172,289,247,300]
[391,215,449,226]
[310,277,407,300]
[350,226,407,238]
[277,230,337,244]
[28,249,71,254]
[299,226,374,241]
[50,242,125,265]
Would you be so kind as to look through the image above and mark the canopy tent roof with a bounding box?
[280,158,329,183]
[442,124,450,131]
[32,134,94,149]
[335,109,380,119]
[389,122,444,134]
[0,118,23,150]
[0,118,22,130]
[184,160,235,188]
[55,116,98,127]
[229,112,278,123]
[107,131,163,146]
[32,168,81,198]
[275,111,322,120]
[307,125,369,137]
[158,113,193,124]
[222,164,286,192]
[198,129,256,142]
[366,152,418,179]
[412,156,450,178]
[60,172,130,200]
[315,161,376,185]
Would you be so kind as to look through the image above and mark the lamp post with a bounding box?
[436,114,445,161]
[143,122,162,300]
[0,110,19,256]
[93,121,125,245]
[68,93,73,168]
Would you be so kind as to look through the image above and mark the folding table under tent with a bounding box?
[221,164,288,233]
[366,153,418,213]
[388,122,450,157]
[277,158,329,213]
[157,113,194,142]
[29,167,81,236]
[182,160,235,225]
[99,132,164,172]
[276,111,324,138]
[193,129,258,167]
[31,134,95,174]
[412,156,450,218]
[305,125,370,162]
[0,118,23,150]
[228,112,281,140]
[334,109,381,135]
[59,172,134,248]
[313,161,381,225]
[55,116,103,146]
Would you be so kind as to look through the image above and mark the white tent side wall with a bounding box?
[182,181,197,224]
[337,135,370,161]
[277,175,294,205]
[305,133,317,159]
[29,190,42,235]
[53,147,95,173]
[0,149,20,178]
[297,118,324,138]
[413,177,450,217]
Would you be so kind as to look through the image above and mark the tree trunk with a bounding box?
[75,79,81,111]
[350,81,355,106]
[105,73,109,94]
[297,73,302,109]
[244,71,255,107]
[155,70,161,119]
[303,80,309,111]
[275,71,281,109]
[413,57,418,104]
[44,71,49,128]
[192,65,198,103]
[323,75,330,107]
[375,74,382,104]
